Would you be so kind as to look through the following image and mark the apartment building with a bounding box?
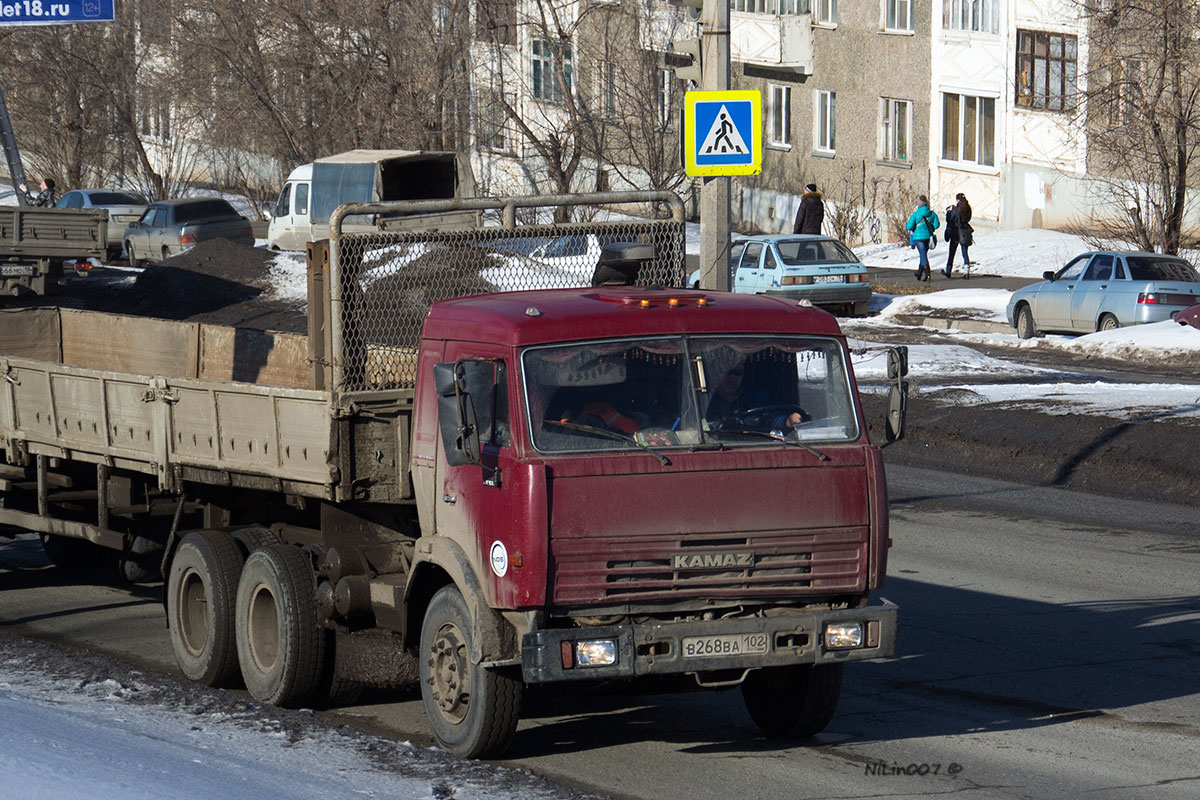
[732,0,932,236]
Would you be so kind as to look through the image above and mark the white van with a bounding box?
[266,150,476,251]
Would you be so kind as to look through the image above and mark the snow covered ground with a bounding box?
[844,228,1200,382]
[0,631,589,800]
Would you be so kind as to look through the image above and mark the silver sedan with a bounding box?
[1006,251,1200,338]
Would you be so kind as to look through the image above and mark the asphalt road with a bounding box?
[2,466,1197,799]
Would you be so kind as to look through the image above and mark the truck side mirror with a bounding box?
[885,381,908,443]
[884,346,908,445]
[1043,270,1056,281]
[886,345,908,381]
[434,362,481,466]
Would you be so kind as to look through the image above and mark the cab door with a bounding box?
[268,181,312,251]
[1070,254,1114,331]
[433,347,547,609]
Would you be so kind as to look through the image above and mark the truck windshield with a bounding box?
[524,335,859,453]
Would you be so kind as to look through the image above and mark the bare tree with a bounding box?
[576,0,688,202]
[1072,0,1200,253]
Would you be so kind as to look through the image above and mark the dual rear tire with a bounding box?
[166,531,326,707]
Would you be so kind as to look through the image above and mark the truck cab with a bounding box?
[266,150,474,250]
[410,286,896,755]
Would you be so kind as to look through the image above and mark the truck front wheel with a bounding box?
[235,543,324,707]
[741,663,843,738]
[167,531,244,687]
[419,586,522,758]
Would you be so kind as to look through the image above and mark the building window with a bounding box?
[1110,59,1145,126]
[815,0,836,24]
[879,97,910,163]
[657,69,673,128]
[731,0,809,13]
[477,0,516,45]
[769,84,792,147]
[137,85,172,141]
[884,0,911,31]
[1016,29,1078,112]
[814,89,834,152]
[943,0,998,33]
[596,61,617,118]
[478,88,516,153]
[532,39,573,103]
[942,92,995,166]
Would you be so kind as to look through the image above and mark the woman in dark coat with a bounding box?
[944,193,973,278]
[792,184,825,235]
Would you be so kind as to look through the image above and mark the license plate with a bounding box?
[812,275,841,283]
[682,632,769,658]
[0,266,33,277]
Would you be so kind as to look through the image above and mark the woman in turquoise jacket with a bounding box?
[906,195,940,282]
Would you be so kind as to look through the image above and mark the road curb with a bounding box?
[891,314,1012,334]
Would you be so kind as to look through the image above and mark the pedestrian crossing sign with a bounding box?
[684,90,761,177]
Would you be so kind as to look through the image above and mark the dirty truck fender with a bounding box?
[403,536,518,666]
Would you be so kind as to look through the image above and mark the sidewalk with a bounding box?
[864,264,1038,293]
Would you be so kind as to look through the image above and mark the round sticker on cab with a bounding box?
[489,540,509,577]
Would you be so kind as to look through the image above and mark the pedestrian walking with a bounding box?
[906,194,939,282]
[792,183,825,235]
[944,193,973,278]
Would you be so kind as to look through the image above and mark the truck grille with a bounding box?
[551,528,867,605]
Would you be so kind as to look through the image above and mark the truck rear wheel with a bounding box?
[419,586,522,758]
[167,531,244,687]
[235,543,324,707]
[741,663,843,738]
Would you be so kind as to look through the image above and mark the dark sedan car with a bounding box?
[122,198,254,267]
[1006,251,1200,338]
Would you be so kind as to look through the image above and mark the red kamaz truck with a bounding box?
[0,193,902,757]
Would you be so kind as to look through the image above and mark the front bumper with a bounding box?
[521,598,897,684]
[762,284,872,306]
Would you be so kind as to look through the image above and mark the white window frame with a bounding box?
[814,0,837,25]
[596,61,617,118]
[477,87,516,154]
[814,89,835,153]
[943,0,998,34]
[941,92,996,167]
[731,0,807,13]
[770,84,792,148]
[878,97,911,163]
[532,38,572,103]
[656,68,673,128]
[883,0,912,32]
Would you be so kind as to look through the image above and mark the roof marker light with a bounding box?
[668,297,680,307]
[696,297,708,307]
[525,306,542,317]
[639,299,652,308]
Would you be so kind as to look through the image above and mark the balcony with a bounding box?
[731,12,813,75]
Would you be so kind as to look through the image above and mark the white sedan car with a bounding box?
[56,189,148,261]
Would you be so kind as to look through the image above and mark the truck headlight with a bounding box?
[575,639,618,667]
[824,622,864,649]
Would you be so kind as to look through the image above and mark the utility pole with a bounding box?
[697,0,731,292]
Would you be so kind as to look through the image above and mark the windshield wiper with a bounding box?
[707,428,829,461]
[543,419,672,466]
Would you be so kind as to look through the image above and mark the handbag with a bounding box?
[930,233,937,250]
